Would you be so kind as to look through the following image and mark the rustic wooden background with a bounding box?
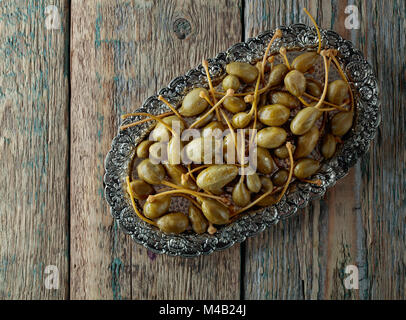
[0,0,404,300]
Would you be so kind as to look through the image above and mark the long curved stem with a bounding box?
[126,176,157,226]
[303,8,322,54]
[120,112,176,135]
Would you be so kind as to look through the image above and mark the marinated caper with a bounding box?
[257,127,287,149]
[164,164,197,190]
[274,145,289,159]
[201,198,230,225]
[246,173,261,193]
[179,88,209,116]
[256,147,276,174]
[321,133,336,159]
[136,140,153,158]
[284,70,306,97]
[223,96,246,113]
[306,78,322,97]
[167,137,183,165]
[254,193,278,207]
[184,137,218,163]
[137,159,165,185]
[128,179,154,200]
[151,115,184,141]
[327,80,349,105]
[232,179,251,207]
[226,61,259,83]
[188,204,209,234]
[260,176,273,191]
[196,165,238,194]
[232,112,251,128]
[222,74,240,91]
[294,126,320,158]
[272,169,289,186]
[294,158,320,179]
[157,212,189,234]
[291,51,318,73]
[202,121,223,137]
[290,107,322,135]
[258,104,290,126]
[270,91,300,109]
[143,195,171,219]
[331,111,353,136]
[267,64,289,87]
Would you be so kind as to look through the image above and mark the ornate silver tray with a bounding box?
[104,24,380,257]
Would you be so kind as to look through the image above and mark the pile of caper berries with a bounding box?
[123,47,354,235]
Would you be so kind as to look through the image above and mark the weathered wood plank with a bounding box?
[357,0,405,299]
[0,1,70,299]
[70,0,242,299]
[244,0,404,299]
[70,0,132,300]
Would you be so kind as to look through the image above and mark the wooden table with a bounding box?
[0,0,404,300]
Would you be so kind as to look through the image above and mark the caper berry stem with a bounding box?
[298,178,322,186]
[189,89,234,129]
[275,141,294,203]
[312,51,331,110]
[120,112,176,135]
[261,29,282,83]
[303,92,350,111]
[303,8,322,54]
[181,164,212,184]
[158,95,187,126]
[126,176,157,226]
[120,111,174,129]
[202,59,221,122]
[149,185,229,204]
[279,47,291,70]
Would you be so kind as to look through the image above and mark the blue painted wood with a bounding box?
[0,0,70,299]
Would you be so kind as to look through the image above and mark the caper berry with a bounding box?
[179,88,209,116]
[257,127,287,149]
[258,104,290,126]
[293,158,320,179]
[222,74,240,91]
[331,111,353,136]
[306,78,322,97]
[223,96,246,113]
[321,133,336,159]
[272,169,289,186]
[284,70,306,97]
[226,61,259,83]
[256,147,276,174]
[269,91,300,109]
[143,195,171,219]
[232,179,251,207]
[128,179,154,200]
[327,80,349,105]
[188,204,209,234]
[136,140,153,158]
[291,52,318,73]
[294,126,320,158]
[201,198,230,225]
[157,212,189,234]
[290,107,322,135]
[196,165,238,195]
[137,159,165,185]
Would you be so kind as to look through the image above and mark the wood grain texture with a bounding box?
[70,0,242,299]
[0,0,70,299]
[243,0,405,300]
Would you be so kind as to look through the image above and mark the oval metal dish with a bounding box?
[104,24,380,257]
